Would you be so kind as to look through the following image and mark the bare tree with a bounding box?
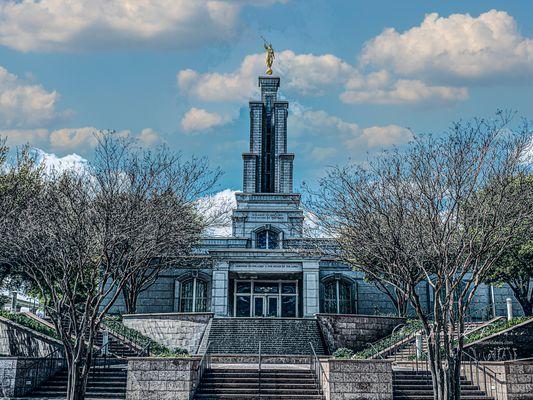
[0,140,43,289]
[306,113,532,400]
[92,134,222,313]
[0,132,221,400]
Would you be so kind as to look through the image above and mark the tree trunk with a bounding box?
[424,319,464,400]
[513,289,533,317]
[520,300,533,316]
[65,357,89,400]
[122,286,138,314]
[395,288,409,317]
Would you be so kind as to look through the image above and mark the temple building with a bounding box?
[111,75,519,320]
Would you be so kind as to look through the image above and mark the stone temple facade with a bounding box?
[110,75,521,320]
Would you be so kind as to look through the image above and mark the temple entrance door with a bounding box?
[267,296,278,317]
[253,295,279,317]
[254,297,264,317]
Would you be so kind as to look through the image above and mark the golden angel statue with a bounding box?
[262,37,275,75]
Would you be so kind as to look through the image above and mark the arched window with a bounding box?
[180,278,208,312]
[323,279,352,314]
[256,229,279,249]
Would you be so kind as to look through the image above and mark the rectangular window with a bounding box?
[236,296,251,317]
[282,296,296,317]
[282,282,296,294]
[254,282,278,294]
[236,281,251,293]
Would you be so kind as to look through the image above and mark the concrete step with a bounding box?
[195,368,323,400]
[195,396,323,399]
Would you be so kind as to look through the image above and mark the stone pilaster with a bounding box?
[303,261,320,317]
[211,261,229,316]
[242,153,258,193]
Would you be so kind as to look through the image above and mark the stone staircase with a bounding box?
[393,370,492,400]
[388,321,497,362]
[94,329,141,358]
[25,312,142,357]
[204,318,327,355]
[194,367,324,399]
[27,361,128,399]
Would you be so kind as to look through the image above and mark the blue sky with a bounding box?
[0,0,532,192]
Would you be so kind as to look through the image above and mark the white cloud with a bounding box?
[341,79,469,105]
[178,50,356,103]
[48,127,99,151]
[181,108,230,133]
[289,103,359,137]
[1,127,162,153]
[0,128,50,148]
[32,148,88,174]
[197,188,237,236]
[356,125,413,148]
[277,51,355,94]
[0,0,286,52]
[138,128,164,147]
[178,9,531,111]
[360,10,533,81]
[0,66,64,128]
[310,146,338,161]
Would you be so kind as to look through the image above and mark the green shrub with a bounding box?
[333,347,354,359]
[0,310,60,340]
[103,316,188,357]
[464,316,532,345]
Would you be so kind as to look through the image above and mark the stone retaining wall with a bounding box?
[0,316,62,357]
[126,357,199,400]
[463,360,533,400]
[317,314,405,353]
[0,357,65,397]
[325,359,393,400]
[122,313,213,354]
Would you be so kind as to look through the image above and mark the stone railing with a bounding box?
[126,357,200,400]
[316,314,406,353]
[122,313,213,354]
[322,359,393,400]
[0,316,62,357]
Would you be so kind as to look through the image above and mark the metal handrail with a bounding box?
[258,341,262,398]
[191,342,211,400]
[462,350,505,400]
[139,342,151,357]
[104,326,145,356]
[15,346,65,395]
[309,342,325,396]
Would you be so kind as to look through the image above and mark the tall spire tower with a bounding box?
[242,77,294,193]
[232,75,303,241]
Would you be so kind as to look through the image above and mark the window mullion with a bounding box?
[336,280,340,314]
[192,277,197,313]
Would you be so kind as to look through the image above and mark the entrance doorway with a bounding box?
[254,295,278,317]
[234,280,298,317]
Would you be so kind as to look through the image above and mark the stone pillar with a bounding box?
[303,261,320,317]
[506,298,513,321]
[212,261,229,316]
[416,333,423,359]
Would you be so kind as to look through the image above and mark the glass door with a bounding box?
[254,296,265,317]
[253,295,279,317]
[267,296,278,317]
